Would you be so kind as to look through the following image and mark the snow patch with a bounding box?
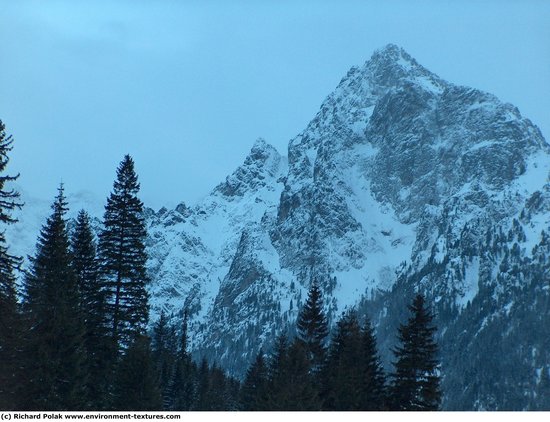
[457,257,480,308]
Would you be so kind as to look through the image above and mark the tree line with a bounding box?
[239,283,441,411]
[0,120,440,411]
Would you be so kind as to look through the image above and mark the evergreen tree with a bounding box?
[71,210,112,409]
[151,311,178,403]
[322,310,364,410]
[166,310,196,411]
[240,350,268,410]
[360,318,387,410]
[0,120,21,274]
[262,334,321,410]
[98,155,149,349]
[190,357,239,411]
[193,358,212,410]
[390,294,441,411]
[208,364,239,410]
[296,280,329,373]
[261,333,289,410]
[112,334,162,410]
[22,185,88,410]
[0,120,23,410]
[283,339,322,410]
[166,358,196,411]
[321,311,387,410]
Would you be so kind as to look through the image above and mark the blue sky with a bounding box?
[1,0,549,209]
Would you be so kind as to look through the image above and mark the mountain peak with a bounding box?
[248,137,279,162]
[213,138,285,198]
[362,44,444,91]
[375,43,408,58]
[370,43,416,68]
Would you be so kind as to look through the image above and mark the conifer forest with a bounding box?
[0,120,442,411]
[2,14,550,408]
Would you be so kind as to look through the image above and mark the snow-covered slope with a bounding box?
[145,138,287,327]
[6,45,550,410]
[167,44,548,409]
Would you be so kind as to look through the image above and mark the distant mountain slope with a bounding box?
[7,45,550,409]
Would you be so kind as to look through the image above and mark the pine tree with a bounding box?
[98,155,149,350]
[22,185,88,410]
[360,318,387,410]
[296,280,329,373]
[112,334,162,410]
[390,294,441,411]
[0,120,23,410]
[240,350,268,410]
[71,210,112,409]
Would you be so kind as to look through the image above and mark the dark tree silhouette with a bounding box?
[360,318,387,410]
[0,120,22,410]
[391,294,441,410]
[112,335,162,411]
[22,186,88,410]
[296,280,329,373]
[240,350,268,410]
[98,155,149,350]
[71,210,112,409]
[165,311,196,411]
[322,310,364,410]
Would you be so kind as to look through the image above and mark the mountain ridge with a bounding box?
[6,44,550,409]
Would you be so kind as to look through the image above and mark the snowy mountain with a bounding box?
[7,44,550,410]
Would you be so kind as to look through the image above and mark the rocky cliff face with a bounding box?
[8,45,550,410]
[143,45,550,410]
[145,138,287,328]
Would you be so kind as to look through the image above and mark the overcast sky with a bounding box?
[1,0,549,209]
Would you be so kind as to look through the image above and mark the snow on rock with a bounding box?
[6,44,550,410]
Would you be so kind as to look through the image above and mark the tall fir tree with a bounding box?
[71,210,112,409]
[390,294,441,411]
[98,155,149,349]
[0,120,23,410]
[296,280,329,373]
[22,185,88,410]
